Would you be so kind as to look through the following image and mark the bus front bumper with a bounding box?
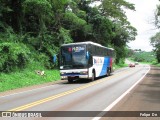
[60,69,89,80]
[61,75,89,80]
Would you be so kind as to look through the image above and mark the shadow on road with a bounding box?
[57,74,113,85]
[140,66,160,104]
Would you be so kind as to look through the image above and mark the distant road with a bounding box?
[0,65,151,120]
[125,59,132,64]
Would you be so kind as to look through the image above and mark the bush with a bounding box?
[23,34,59,69]
[0,42,30,72]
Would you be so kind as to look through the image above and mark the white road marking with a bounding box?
[92,65,150,120]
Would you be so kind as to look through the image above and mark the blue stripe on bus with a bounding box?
[61,73,87,76]
[99,57,110,76]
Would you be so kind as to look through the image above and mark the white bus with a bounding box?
[59,41,115,82]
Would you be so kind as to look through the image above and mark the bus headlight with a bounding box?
[60,72,65,75]
[80,71,88,75]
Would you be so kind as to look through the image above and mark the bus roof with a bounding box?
[61,41,114,51]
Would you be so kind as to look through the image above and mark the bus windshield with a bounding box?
[60,45,87,69]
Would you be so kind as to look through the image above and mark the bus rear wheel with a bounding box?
[107,68,111,76]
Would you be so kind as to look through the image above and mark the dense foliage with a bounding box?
[150,33,160,63]
[130,51,156,63]
[0,0,137,73]
[0,42,30,72]
[151,1,160,63]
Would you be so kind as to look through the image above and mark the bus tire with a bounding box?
[91,71,95,81]
[107,68,111,76]
[68,77,74,83]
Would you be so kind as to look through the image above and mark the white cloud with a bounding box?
[126,0,159,51]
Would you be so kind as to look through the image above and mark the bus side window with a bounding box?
[101,48,103,56]
[88,54,93,67]
[88,44,91,54]
[100,47,103,56]
[92,45,95,55]
[93,45,96,56]
[96,46,98,56]
[90,44,93,55]
[103,48,105,56]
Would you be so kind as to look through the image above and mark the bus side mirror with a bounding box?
[53,55,57,63]
[86,51,89,60]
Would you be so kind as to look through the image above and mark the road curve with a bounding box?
[0,64,150,120]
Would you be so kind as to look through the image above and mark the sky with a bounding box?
[126,0,159,51]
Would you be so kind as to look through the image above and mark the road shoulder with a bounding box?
[101,66,160,120]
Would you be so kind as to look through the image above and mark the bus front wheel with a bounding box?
[68,77,74,83]
[91,72,95,81]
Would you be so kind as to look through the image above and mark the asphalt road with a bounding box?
[100,65,160,120]
[0,64,151,120]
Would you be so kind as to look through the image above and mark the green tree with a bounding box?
[91,0,137,63]
[0,0,25,34]
[0,0,138,72]
[150,32,160,63]
[152,1,160,63]
[96,0,135,22]
[23,0,52,50]
[155,4,160,28]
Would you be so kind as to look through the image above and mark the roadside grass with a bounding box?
[127,58,134,62]
[156,63,160,67]
[0,62,60,92]
[152,63,160,67]
[137,61,160,67]
[0,61,129,93]
[114,63,128,70]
